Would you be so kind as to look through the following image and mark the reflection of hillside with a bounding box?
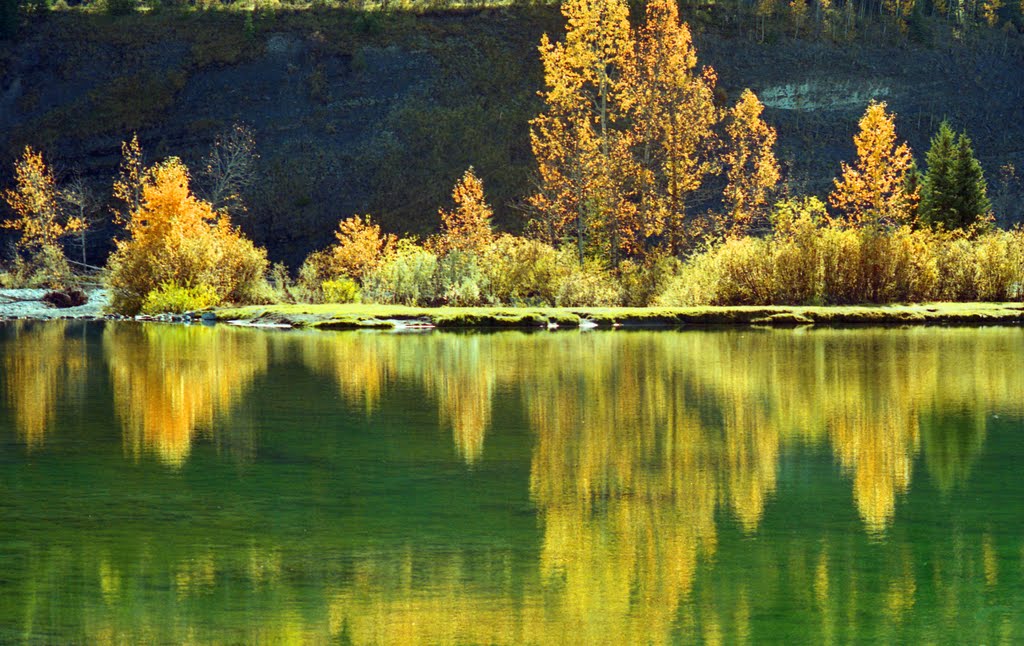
[3,320,86,449]
[103,325,269,467]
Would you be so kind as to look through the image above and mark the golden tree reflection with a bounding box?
[104,324,269,467]
[6,325,1024,645]
[296,332,498,465]
[3,320,86,449]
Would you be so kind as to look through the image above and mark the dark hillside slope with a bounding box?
[1,7,1022,266]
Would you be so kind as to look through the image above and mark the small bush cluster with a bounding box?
[141,281,221,314]
[659,198,1024,306]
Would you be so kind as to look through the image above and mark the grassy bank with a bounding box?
[212,302,1024,330]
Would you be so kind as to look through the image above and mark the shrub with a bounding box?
[434,250,487,306]
[106,158,268,315]
[481,234,565,306]
[141,282,221,314]
[708,236,775,305]
[933,234,971,300]
[321,277,361,304]
[663,212,1024,307]
[554,259,620,307]
[657,251,721,306]
[329,215,396,282]
[974,229,1024,301]
[362,241,438,306]
[617,256,677,307]
[297,249,334,302]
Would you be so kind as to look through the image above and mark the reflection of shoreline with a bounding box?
[2,325,1023,644]
[300,328,1019,534]
[103,324,269,468]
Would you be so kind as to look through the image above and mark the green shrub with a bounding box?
[656,251,721,306]
[435,250,487,306]
[141,282,221,314]
[4,244,78,290]
[322,277,361,304]
[362,241,438,305]
[104,0,138,17]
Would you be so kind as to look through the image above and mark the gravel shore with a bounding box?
[0,289,111,320]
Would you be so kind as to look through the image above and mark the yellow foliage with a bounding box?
[723,90,780,236]
[2,147,84,282]
[623,0,720,253]
[662,199,1024,306]
[329,214,397,282]
[112,134,144,222]
[829,102,916,226]
[530,0,634,263]
[104,325,269,468]
[105,157,268,314]
[430,167,495,256]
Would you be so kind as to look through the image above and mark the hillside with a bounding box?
[2,5,1023,266]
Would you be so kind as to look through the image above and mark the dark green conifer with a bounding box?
[920,122,989,230]
[950,132,990,229]
[919,121,957,228]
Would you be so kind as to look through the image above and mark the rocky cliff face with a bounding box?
[1,9,1022,265]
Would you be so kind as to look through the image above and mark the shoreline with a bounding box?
[4,294,1023,329]
[209,302,1024,330]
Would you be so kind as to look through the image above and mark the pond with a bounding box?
[1,321,1022,644]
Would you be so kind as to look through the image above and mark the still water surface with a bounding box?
[1,321,1023,644]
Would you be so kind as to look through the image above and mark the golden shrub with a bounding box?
[105,158,268,314]
[974,230,1024,301]
[665,197,1023,306]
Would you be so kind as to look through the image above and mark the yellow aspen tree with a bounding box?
[723,90,781,237]
[622,0,719,254]
[2,146,84,255]
[829,102,916,226]
[789,0,808,37]
[981,0,1003,25]
[433,167,495,256]
[755,0,778,41]
[112,134,145,223]
[331,215,397,281]
[883,0,916,31]
[530,0,633,265]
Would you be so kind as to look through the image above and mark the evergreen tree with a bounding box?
[920,122,990,230]
[919,121,958,228]
[951,132,990,229]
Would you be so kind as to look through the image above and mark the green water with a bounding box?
[1,321,1023,644]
